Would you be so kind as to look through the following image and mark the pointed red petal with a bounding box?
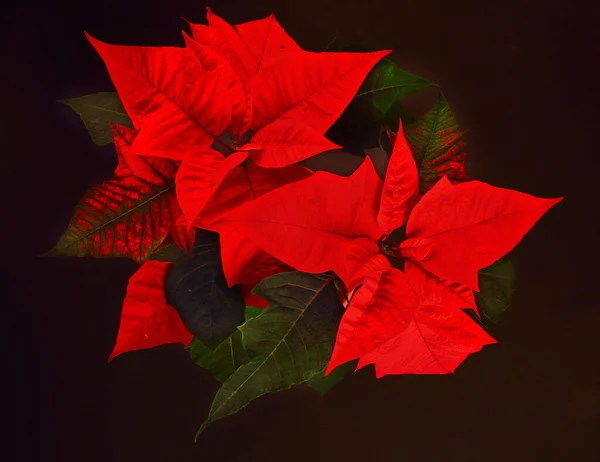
[354,262,494,377]
[193,161,312,229]
[188,10,254,84]
[175,150,247,225]
[401,177,563,290]
[85,33,231,159]
[234,13,303,71]
[242,119,341,167]
[219,229,293,288]
[251,50,390,133]
[109,261,192,361]
[326,268,418,374]
[183,32,252,136]
[378,120,419,235]
[227,158,384,288]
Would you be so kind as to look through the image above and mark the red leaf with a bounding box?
[400,176,563,290]
[189,8,256,85]
[188,9,303,84]
[183,32,251,137]
[228,158,384,288]
[109,261,192,361]
[44,124,183,263]
[250,50,390,134]
[326,268,418,374]
[175,150,248,225]
[170,216,195,254]
[355,263,495,377]
[240,119,341,167]
[219,229,293,288]
[85,33,232,159]
[194,161,313,229]
[234,13,303,69]
[377,120,419,235]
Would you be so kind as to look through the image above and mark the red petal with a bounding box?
[85,33,231,159]
[242,118,341,167]
[326,268,418,374]
[250,49,390,133]
[194,161,312,229]
[378,120,419,235]
[109,261,192,361]
[227,158,384,288]
[175,150,247,225]
[404,262,477,313]
[401,176,563,290]
[219,229,293,288]
[357,263,495,377]
[188,9,255,84]
[183,32,252,136]
[234,13,303,71]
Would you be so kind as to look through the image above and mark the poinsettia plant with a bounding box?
[45,8,562,438]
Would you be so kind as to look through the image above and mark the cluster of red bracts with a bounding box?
[86,9,561,377]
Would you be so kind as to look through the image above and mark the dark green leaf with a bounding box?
[357,59,434,125]
[148,244,185,263]
[307,360,357,396]
[404,94,470,193]
[188,332,250,383]
[60,92,132,145]
[165,230,246,346]
[475,257,517,325]
[196,272,344,438]
[244,306,264,322]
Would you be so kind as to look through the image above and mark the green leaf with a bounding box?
[189,332,250,383]
[196,272,344,438]
[188,307,265,383]
[404,94,471,193]
[244,306,264,322]
[148,244,185,263]
[475,258,517,325]
[307,360,357,396]
[60,92,132,145]
[356,59,434,125]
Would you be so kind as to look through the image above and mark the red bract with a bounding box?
[228,121,563,377]
[109,260,193,361]
[86,8,390,227]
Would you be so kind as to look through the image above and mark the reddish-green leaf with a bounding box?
[109,260,192,361]
[44,125,185,263]
[403,94,471,193]
[85,33,232,159]
[400,176,563,291]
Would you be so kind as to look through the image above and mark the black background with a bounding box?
[5,0,600,461]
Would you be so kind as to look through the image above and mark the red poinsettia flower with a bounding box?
[85,8,390,229]
[226,121,563,377]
